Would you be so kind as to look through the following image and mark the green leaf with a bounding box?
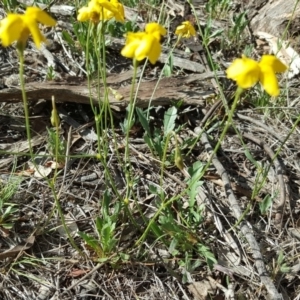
[144,134,155,153]
[244,149,260,169]
[2,223,14,229]
[186,161,204,207]
[120,104,135,133]
[153,135,163,158]
[164,106,177,136]
[259,194,272,215]
[96,216,104,235]
[149,221,164,238]
[98,257,109,263]
[2,205,18,219]
[277,250,284,265]
[78,231,103,256]
[210,28,224,38]
[280,263,290,273]
[163,65,172,77]
[62,30,75,47]
[163,53,174,77]
[189,181,203,208]
[102,190,111,217]
[197,244,217,269]
[169,238,179,256]
[119,252,130,261]
[149,184,159,194]
[187,161,204,179]
[172,99,184,108]
[136,108,151,136]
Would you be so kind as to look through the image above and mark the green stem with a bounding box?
[135,88,243,245]
[160,132,173,187]
[18,49,33,159]
[201,87,243,176]
[124,59,139,199]
[18,48,84,256]
[147,38,180,118]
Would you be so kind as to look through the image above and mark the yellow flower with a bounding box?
[121,23,167,64]
[77,0,125,23]
[121,23,166,64]
[145,22,167,41]
[226,55,287,96]
[121,32,160,64]
[175,21,196,38]
[100,0,125,22]
[0,7,56,49]
[77,0,101,23]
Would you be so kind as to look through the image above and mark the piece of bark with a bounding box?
[243,0,268,20]
[249,0,300,36]
[0,72,221,110]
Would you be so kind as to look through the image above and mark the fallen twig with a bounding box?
[198,127,282,300]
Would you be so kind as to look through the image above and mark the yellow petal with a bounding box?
[259,55,287,73]
[121,34,141,58]
[135,35,154,61]
[25,18,46,48]
[77,1,103,22]
[147,39,161,64]
[226,56,260,88]
[121,30,162,64]
[175,24,185,35]
[259,65,280,96]
[123,32,144,45]
[175,21,196,38]
[121,43,137,59]
[145,23,167,37]
[98,0,123,21]
[110,0,125,22]
[77,6,91,22]
[25,7,56,26]
[0,14,22,46]
[135,34,160,64]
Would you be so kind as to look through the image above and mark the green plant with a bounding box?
[138,161,216,269]
[2,0,18,10]
[136,106,180,161]
[272,251,291,279]
[120,104,136,134]
[121,0,139,7]
[71,20,99,74]
[78,190,121,260]
[228,10,249,47]
[179,251,207,283]
[185,161,205,222]
[205,0,233,19]
[47,127,66,164]
[162,53,174,77]
[201,17,224,48]
[46,65,56,81]
[106,19,139,37]
[0,176,21,229]
[259,194,274,215]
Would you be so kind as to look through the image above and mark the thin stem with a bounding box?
[201,87,243,176]
[124,60,139,198]
[147,38,180,118]
[136,87,244,245]
[18,49,33,159]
